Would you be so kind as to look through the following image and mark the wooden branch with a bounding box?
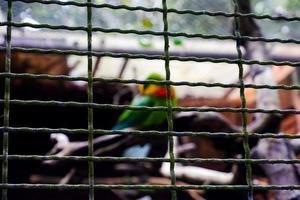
[118,58,129,78]
[236,0,262,43]
[236,0,280,134]
[222,71,251,99]
[68,59,81,72]
[160,162,234,184]
[160,138,234,184]
[176,143,196,155]
[251,138,300,200]
[59,168,76,184]
[44,134,124,165]
[93,56,102,77]
[93,135,133,155]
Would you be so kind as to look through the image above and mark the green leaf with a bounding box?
[121,0,131,5]
[141,17,154,28]
[138,38,153,48]
[95,0,104,3]
[172,38,183,46]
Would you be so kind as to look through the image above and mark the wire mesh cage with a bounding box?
[1,0,300,200]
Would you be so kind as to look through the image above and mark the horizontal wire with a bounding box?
[0,155,300,165]
[1,21,300,48]
[0,183,299,191]
[2,127,300,139]
[1,21,300,45]
[1,99,300,114]
[1,47,299,67]
[0,72,300,91]
[9,0,300,22]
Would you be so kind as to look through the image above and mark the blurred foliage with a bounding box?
[251,0,300,39]
[0,0,299,39]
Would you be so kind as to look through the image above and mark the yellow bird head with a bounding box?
[138,73,175,97]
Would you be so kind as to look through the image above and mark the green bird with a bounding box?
[113,73,176,130]
[112,73,177,157]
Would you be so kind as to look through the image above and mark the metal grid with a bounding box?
[0,0,300,200]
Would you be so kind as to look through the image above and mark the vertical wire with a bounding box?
[162,0,177,199]
[2,0,12,199]
[87,0,94,200]
[232,0,253,199]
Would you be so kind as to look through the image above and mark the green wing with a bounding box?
[113,95,155,130]
[113,95,177,130]
[141,96,177,128]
